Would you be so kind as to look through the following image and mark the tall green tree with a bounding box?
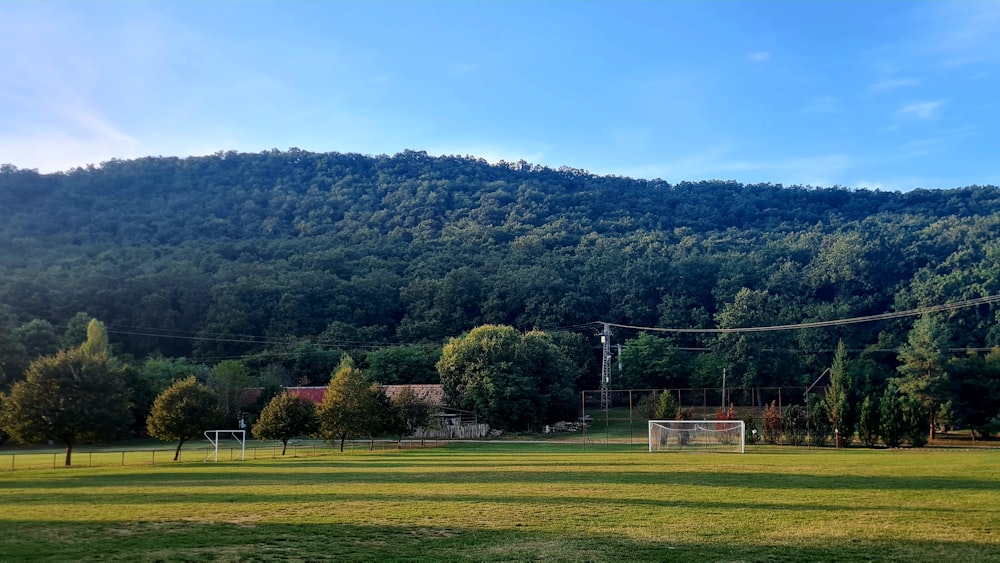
[80,319,111,358]
[946,349,1000,439]
[251,392,318,455]
[209,360,255,425]
[438,324,578,430]
[879,383,906,448]
[364,344,441,385]
[61,312,93,350]
[857,393,880,447]
[13,319,60,362]
[0,314,26,391]
[0,348,131,465]
[147,376,222,461]
[825,340,856,447]
[895,315,951,441]
[385,386,433,443]
[316,357,381,452]
[807,393,832,447]
[619,333,683,390]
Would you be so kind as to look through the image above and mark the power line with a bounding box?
[601,294,1000,334]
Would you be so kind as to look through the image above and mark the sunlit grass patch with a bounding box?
[0,443,998,561]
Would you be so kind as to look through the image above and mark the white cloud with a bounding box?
[869,78,919,93]
[747,51,771,63]
[619,147,851,186]
[904,1,1000,67]
[896,100,944,120]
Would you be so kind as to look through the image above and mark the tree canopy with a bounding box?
[147,376,222,461]
[0,150,999,437]
[0,347,131,465]
[251,392,318,455]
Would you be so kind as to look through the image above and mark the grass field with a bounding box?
[1,442,998,562]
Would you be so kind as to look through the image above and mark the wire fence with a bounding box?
[0,439,443,472]
[579,387,812,447]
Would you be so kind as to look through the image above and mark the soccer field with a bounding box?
[1,443,998,561]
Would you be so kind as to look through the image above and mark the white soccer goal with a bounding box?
[204,430,246,462]
[648,420,745,453]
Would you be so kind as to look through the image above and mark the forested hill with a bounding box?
[2,150,1000,379]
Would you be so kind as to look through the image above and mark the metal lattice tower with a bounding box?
[600,323,612,408]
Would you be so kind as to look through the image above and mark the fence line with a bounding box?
[0,439,442,472]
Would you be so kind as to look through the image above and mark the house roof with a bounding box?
[241,384,446,407]
[382,384,445,406]
[287,386,327,404]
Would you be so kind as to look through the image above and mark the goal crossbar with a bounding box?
[204,430,246,462]
[648,420,745,453]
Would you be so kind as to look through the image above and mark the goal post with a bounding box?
[204,430,246,462]
[648,420,745,453]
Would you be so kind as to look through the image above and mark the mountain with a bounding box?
[2,150,999,383]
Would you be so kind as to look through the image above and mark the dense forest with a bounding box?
[1,149,999,434]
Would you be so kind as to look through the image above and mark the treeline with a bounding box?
[0,319,437,464]
[1,150,999,435]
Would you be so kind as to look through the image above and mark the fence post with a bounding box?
[152,450,156,465]
[89,452,93,468]
[122,451,125,467]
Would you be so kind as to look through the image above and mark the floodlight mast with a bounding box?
[600,322,612,409]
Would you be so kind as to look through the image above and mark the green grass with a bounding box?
[1,443,998,561]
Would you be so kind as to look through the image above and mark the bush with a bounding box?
[761,401,782,445]
[879,385,905,448]
[635,392,658,419]
[808,394,832,447]
[654,392,679,420]
[857,394,880,447]
[904,396,928,448]
[782,404,808,446]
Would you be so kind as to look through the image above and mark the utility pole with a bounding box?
[600,323,612,409]
[721,367,727,408]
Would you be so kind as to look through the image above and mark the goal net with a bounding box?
[648,420,745,453]
[204,430,246,462]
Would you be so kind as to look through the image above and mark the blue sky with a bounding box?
[3,1,999,190]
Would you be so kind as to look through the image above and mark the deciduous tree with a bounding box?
[147,376,222,460]
[251,392,318,455]
[316,357,381,452]
[0,348,131,465]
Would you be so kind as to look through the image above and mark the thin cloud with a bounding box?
[747,51,771,63]
[897,101,944,120]
[869,78,919,93]
[908,1,1000,67]
[621,148,851,186]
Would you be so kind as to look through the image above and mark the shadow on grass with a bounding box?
[0,489,989,517]
[5,465,997,493]
[0,519,994,562]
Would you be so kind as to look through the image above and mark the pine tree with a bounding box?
[825,341,856,447]
[879,383,905,448]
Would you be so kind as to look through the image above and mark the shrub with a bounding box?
[879,384,905,448]
[808,394,832,447]
[857,393,880,447]
[904,395,928,448]
[782,404,808,446]
[654,391,679,419]
[761,401,782,445]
